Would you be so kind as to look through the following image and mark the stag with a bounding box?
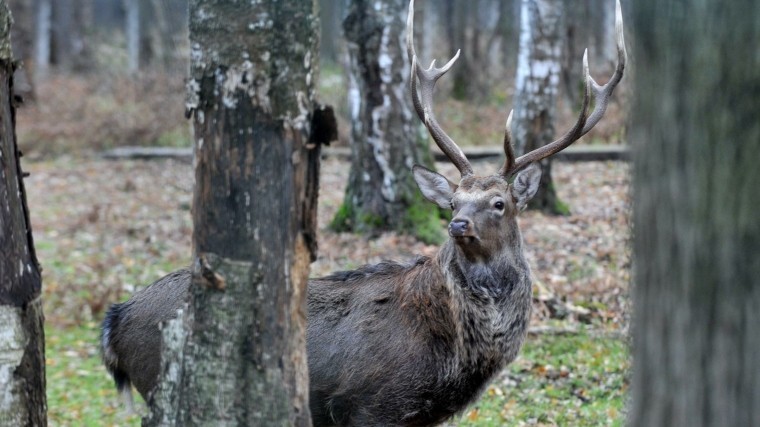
[101,1,626,425]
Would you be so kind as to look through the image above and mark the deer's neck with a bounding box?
[436,234,533,368]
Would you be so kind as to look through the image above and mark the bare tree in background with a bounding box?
[445,0,516,102]
[561,0,617,107]
[52,0,92,71]
[124,0,139,72]
[630,0,760,425]
[0,2,46,424]
[145,1,324,425]
[512,0,567,214]
[319,0,346,64]
[33,0,51,79]
[332,0,442,243]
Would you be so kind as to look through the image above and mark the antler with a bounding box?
[407,0,473,177]
[500,0,627,178]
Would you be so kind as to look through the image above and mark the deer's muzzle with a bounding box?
[449,218,474,238]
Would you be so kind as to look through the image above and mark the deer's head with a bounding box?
[406,0,626,258]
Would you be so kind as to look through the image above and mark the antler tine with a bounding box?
[581,0,626,135]
[505,0,626,177]
[407,0,473,177]
[498,110,516,176]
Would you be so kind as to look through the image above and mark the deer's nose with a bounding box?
[448,218,472,237]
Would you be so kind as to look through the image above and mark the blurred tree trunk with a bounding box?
[443,0,509,102]
[33,0,51,79]
[52,0,92,71]
[630,1,760,426]
[561,0,614,108]
[319,0,343,64]
[124,0,139,72]
[146,0,180,70]
[0,2,46,425]
[497,0,521,82]
[145,1,323,425]
[332,0,442,244]
[512,0,567,214]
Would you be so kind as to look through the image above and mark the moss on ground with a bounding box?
[400,189,445,245]
[453,332,629,426]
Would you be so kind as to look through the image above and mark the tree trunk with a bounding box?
[512,0,567,215]
[332,0,442,244]
[33,0,51,79]
[51,0,91,70]
[145,1,322,425]
[124,0,139,72]
[8,0,35,99]
[0,2,46,424]
[630,1,760,426]
[318,0,343,64]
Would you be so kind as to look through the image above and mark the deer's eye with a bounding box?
[494,201,505,210]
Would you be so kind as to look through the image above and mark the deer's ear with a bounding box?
[511,164,541,210]
[413,165,457,209]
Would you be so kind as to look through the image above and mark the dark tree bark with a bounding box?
[145,1,322,425]
[7,0,35,98]
[630,1,760,426]
[0,2,46,424]
[332,0,442,244]
[512,0,568,215]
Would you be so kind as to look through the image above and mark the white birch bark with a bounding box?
[512,0,565,213]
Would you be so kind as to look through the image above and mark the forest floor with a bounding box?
[26,156,630,426]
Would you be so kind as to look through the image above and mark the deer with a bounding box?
[101,0,626,425]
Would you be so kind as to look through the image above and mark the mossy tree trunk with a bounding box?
[145,1,321,425]
[512,0,568,215]
[333,0,442,244]
[630,0,760,425]
[0,2,46,424]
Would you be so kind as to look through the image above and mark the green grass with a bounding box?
[44,325,627,426]
[46,323,141,426]
[452,333,629,426]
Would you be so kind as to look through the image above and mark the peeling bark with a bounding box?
[513,0,567,215]
[146,1,319,425]
[630,1,760,425]
[0,2,46,424]
[335,0,441,244]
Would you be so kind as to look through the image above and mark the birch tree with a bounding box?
[0,2,46,424]
[630,0,760,425]
[332,0,441,243]
[145,1,322,425]
[512,0,567,214]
